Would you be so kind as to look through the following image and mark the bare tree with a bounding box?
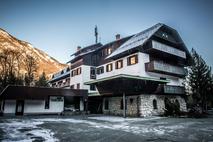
[0,49,23,90]
[24,53,38,86]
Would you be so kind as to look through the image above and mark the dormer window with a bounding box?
[106,63,113,72]
[106,48,112,55]
[162,33,168,39]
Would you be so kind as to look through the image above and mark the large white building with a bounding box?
[50,23,190,117]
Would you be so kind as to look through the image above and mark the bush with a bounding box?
[187,105,208,118]
[164,99,181,117]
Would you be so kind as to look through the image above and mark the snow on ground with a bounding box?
[0,119,58,142]
[29,116,184,136]
[88,116,163,122]
[1,115,213,142]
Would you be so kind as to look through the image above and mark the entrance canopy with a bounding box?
[85,74,169,96]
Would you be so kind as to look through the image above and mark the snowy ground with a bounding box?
[0,115,213,142]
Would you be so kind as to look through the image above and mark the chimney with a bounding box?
[77,46,81,51]
[115,34,120,40]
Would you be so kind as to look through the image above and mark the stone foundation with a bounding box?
[103,94,187,117]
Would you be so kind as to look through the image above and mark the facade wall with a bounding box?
[70,65,99,95]
[103,96,139,117]
[96,52,183,87]
[103,94,187,117]
[4,100,16,114]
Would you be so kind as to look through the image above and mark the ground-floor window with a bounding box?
[45,99,49,109]
[129,98,134,104]
[104,99,109,110]
[153,99,157,109]
[120,99,127,110]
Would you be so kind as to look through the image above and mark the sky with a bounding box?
[0,0,213,67]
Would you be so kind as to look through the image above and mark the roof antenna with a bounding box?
[95,25,98,43]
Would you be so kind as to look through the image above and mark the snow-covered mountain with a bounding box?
[0,28,67,78]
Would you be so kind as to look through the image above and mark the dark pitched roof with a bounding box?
[0,85,88,100]
[71,43,103,57]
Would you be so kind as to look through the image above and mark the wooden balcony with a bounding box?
[145,60,187,77]
[145,40,186,59]
[156,84,185,95]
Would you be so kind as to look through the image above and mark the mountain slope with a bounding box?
[0,28,66,78]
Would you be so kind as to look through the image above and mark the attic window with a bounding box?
[106,48,112,55]
[162,33,168,39]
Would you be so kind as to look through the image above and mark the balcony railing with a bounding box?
[146,40,186,59]
[157,84,185,95]
[145,60,187,77]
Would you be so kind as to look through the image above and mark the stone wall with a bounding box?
[102,94,187,117]
[139,95,187,117]
[103,96,139,117]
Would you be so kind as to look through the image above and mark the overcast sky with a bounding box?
[0,0,213,67]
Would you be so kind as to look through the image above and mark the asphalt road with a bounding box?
[0,114,213,142]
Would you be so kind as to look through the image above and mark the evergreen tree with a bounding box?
[35,72,49,87]
[186,48,213,112]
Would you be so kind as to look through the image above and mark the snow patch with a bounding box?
[0,119,58,142]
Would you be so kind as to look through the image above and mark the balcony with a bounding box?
[156,84,185,95]
[145,60,187,77]
[145,40,186,59]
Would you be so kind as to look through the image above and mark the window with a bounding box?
[45,98,49,109]
[90,84,96,91]
[51,96,63,102]
[106,63,113,72]
[153,99,157,109]
[71,67,81,77]
[90,67,96,79]
[71,70,74,77]
[76,67,81,75]
[115,60,123,69]
[120,99,127,110]
[106,48,112,55]
[97,66,104,74]
[127,54,138,65]
[130,98,134,104]
[162,32,168,39]
[70,85,74,89]
[77,83,80,89]
[104,99,109,110]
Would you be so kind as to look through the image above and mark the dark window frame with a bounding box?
[115,60,123,69]
[97,66,104,74]
[90,84,96,91]
[77,83,80,89]
[70,85,74,89]
[127,54,138,66]
[106,63,113,72]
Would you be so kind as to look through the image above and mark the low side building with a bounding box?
[0,85,87,116]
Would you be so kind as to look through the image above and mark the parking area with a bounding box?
[0,115,213,142]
